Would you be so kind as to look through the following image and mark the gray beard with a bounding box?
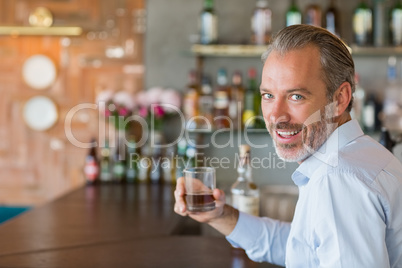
[270,104,337,163]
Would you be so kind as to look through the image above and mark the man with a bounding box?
[174,25,402,267]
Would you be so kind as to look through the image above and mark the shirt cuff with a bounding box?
[225,211,261,249]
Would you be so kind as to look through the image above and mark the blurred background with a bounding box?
[0,0,402,214]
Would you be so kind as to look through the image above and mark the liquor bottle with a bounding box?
[304,0,322,27]
[286,0,302,27]
[362,93,377,133]
[229,71,245,130]
[383,56,400,130]
[185,139,197,168]
[251,0,272,45]
[231,145,260,216]
[213,68,230,129]
[390,0,402,46]
[100,140,112,183]
[149,133,163,184]
[175,138,188,180]
[373,0,387,47]
[243,68,258,129]
[112,141,126,183]
[353,0,373,46]
[198,75,214,129]
[162,145,176,184]
[379,127,396,152]
[125,135,138,183]
[183,70,200,130]
[199,0,218,44]
[324,0,340,37]
[84,138,99,185]
[138,143,151,183]
[350,74,366,128]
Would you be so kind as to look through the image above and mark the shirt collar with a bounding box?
[291,119,365,186]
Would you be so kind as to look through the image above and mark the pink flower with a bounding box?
[96,90,114,104]
[153,105,165,118]
[118,107,129,116]
[139,106,148,117]
[146,87,164,105]
[104,109,111,117]
[113,91,136,110]
[160,89,181,113]
[136,91,149,107]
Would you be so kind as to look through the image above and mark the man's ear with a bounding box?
[333,82,352,116]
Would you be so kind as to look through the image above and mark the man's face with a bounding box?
[260,45,335,163]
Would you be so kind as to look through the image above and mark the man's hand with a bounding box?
[174,177,239,236]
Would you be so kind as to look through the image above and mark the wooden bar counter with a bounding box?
[0,184,282,268]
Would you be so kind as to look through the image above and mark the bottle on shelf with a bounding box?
[100,140,112,183]
[112,141,126,183]
[324,0,340,37]
[350,73,366,128]
[390,0,402,46]
[286,0,302,27]
[362,93,378,133]
[149,133,163,184]
[229,71,245,130]
[213,68,231,129]
[162,145,176,185]
[373,0,388,47]
[175,138,188,180]
[251,0,272,45]
[243,68,258,129]
[183,70,200,130]
[198,75,214,129]
[353,0,373,46]
[125,135,138,183]
[199,0,218,45]
[185,139,198,169]
[304,0,322,27]
[84,138,100,185]
[138,143,151,183]
[383,56,401,131]
[231,145,260,216]
[379,127,396,152]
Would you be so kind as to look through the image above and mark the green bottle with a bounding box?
[243,68,258,129]
[125,136,138,183]
[286,0,302,27]
[112,142,126,183]
[100,140,112,183]
[353,0,373,46]
[199,0,218,44]
[390,0,402,46]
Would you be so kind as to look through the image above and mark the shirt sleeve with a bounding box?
[312,171,390,268]
[226,211,291,266]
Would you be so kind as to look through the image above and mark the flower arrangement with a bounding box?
[136,87,182,131]
[97,87,181,132]
[96,90,137,130]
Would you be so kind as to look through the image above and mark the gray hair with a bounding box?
[262,24,355,112]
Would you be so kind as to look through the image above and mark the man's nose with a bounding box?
[266,99,290,124]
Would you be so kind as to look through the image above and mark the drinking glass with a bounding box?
[183,167,216,212]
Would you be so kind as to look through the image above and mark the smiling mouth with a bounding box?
[276,130,302,138]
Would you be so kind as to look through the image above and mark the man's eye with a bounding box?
[262,93,273,100]
[291,94,303,101]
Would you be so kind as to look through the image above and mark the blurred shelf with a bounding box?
[350,45,402,56]
[191,44,268,57]
[191,44,402,58]
[0,26,83,36]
